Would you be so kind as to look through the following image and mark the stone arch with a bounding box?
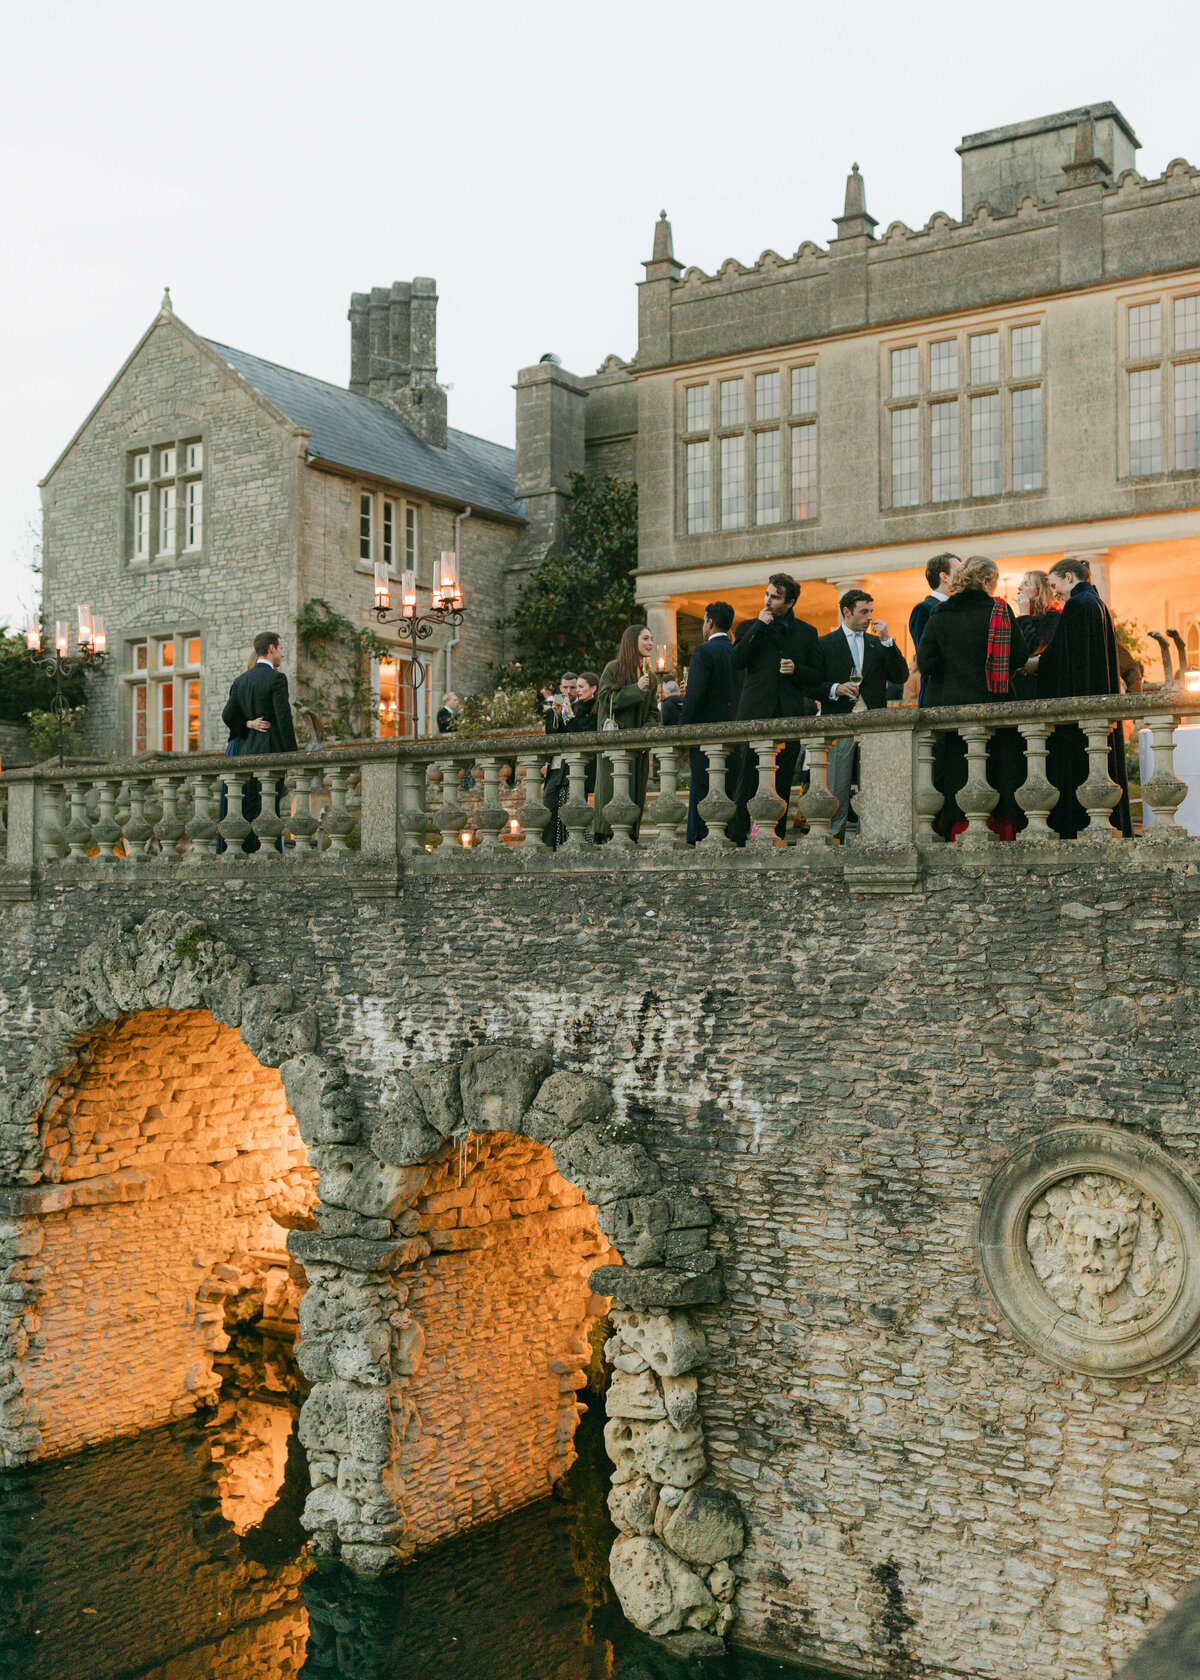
[292,1043,746,1652]
[0,909,337,1468]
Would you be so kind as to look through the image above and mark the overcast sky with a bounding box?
[3,0,1198,625]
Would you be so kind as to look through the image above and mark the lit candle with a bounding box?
[26,620,40,653]
[374,560,391,611]
[55,620,69,655]
[459,828,472,847]
[439,550,462,609]
[1185,670,1200,694]
[508,817,520,835]
[401,569,417,616]
[76,604,93,649]
[92,613,106,655]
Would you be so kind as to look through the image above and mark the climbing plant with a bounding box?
[502,474,638,690]
[295,599,391,740]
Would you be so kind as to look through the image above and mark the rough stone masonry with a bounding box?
[1,846,1199,1680]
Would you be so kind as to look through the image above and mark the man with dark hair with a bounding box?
[817,589,909,842]
[221,631,298,852]
[679,601,737,843]
[1038,557,1132,838]
[908,553,961,705]
[540,672,579,847]
[728,573,821,845]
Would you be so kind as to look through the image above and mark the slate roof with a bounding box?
[206,340,524,522]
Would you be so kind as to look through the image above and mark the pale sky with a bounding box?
[3,0,1198,625]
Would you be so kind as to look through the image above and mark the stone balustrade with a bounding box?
[2,693,1199,897]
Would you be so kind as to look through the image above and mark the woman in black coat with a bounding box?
[916,556,1028,840]
[1012,570,1062,702]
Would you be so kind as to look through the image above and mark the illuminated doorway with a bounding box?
[377,655,432,738]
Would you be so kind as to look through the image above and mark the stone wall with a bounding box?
[41,315,303,758]
[1,855,1199,1678]
[10,1008,313,1456]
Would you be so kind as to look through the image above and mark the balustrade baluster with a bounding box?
[650,745,688,848]
[325,763,360,854]
[1015,722,1058,841]
[121,777,155,863]
[696,743,735,850]
[217,767,253,856]
[64,780,93,860]
[474,756,510,849]
[600,746,640,847]
[1080,720,1121,840]
[745,742,787,851]
[1140,714,1188,841]
[514,752,551,846]
[39,784,68,860]
[956,725,998,848]
[432,760,469,848]
[516,751,552,847]
[282,770,319,852]
[251,769,287,855]
[183,772,218,862]
[560,749,595,847]
[913,730,943,843]
[153,775,186,859]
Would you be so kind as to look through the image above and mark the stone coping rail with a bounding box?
[1,692,1199,897]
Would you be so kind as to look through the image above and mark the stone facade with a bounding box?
[40,285,525,761]
[0,849,1198,1675]
[521,101,1200,668]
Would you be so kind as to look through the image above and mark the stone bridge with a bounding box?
[2,699,1200,1679]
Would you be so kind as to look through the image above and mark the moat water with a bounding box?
[0,1386,841,1680]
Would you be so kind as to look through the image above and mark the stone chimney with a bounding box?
[348,278,448,449]
[957,103,1138,218]
[513,358,589,561]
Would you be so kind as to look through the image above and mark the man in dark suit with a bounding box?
[907,552,960,706]
[678,601,736,844]
[727,573,821,845]
[221,630,298,851]
[817,589,909,843]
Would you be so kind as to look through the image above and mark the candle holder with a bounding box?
[373,552,465,740]
[27,607,108,766]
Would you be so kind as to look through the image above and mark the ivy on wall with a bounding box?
[295,600,391,741]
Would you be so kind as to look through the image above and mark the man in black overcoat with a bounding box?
[817,589,909,842]
[1037,558,1132,838]
[678,601,737,843]
[221,630,298,851]
[727,573,821,844]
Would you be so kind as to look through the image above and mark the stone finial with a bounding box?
[652,210,674,263]
[1073,108,1096,165]
[844,163,867,218]
[160,286,173,314]
[832,162,877,241]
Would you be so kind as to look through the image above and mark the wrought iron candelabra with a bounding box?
[371,553,465,741]
[26,607,108,766]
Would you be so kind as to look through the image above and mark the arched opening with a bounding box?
[399,1131,619,1548]
[24,1007,315,1459]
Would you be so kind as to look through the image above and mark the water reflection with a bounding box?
[0,1389,830,1680]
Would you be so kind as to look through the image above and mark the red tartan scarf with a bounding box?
[985,597,1011,695]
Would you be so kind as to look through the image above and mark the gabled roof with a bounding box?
[206,341,524,522]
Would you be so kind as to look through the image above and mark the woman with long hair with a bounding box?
[593,625,658,841]
[1012,569,1061,701]
[916,555,1027,840]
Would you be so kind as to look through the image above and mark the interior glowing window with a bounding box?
[185,637,201,665]
[158,639,174,671]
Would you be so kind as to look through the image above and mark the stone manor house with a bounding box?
[39,99,1200,758]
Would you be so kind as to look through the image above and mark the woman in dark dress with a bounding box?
[1013,570,1062,702]
[594,626,658,841]
[916,556,1028,841]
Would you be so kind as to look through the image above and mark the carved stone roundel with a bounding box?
[979,1126,1200,1376]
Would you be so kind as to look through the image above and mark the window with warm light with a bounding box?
[884,318,1045,507]
[126,632,201,753]
[376,654,431,738]
[682,359,819,531]
[1122,291,1200,477]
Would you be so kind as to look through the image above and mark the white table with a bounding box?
[1138,723,1200,834]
